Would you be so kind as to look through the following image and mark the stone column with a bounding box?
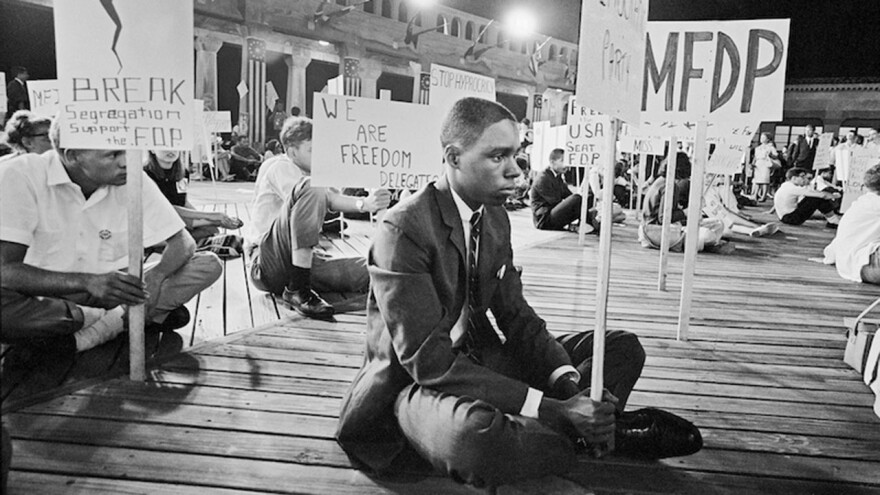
[285,48,310,113]
[409,61,424,103]
[194,35,224,110]
[360,58,383,99]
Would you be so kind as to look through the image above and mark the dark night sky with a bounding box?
[2,1,879,82]
[444,0,880,81]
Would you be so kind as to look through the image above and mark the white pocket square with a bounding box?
[496,264,506,279]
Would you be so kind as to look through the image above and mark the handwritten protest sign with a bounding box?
[619,136,665,155]
[575,0,648,124]
[28,79,60,117]
[566,101,611,169]
[203,111,232,133]
[641,19,789,129]
[429,64,495,117]
[842,147,880,212]
[311,94,443,189]
[54,0,193,149]
[813,132,835,170]
[705,128,756,175]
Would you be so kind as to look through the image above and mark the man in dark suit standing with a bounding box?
[789,124,819,170]
[336,98,701,488]
[529,148,584,230]
[5,67,30,121]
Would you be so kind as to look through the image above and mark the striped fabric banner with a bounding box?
[343,57,362,97]
[247,38,267,146]
[418,72,430,105]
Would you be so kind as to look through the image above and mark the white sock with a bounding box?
[80,306,106,328]
[826,214,841,225]
[74,306,125,352]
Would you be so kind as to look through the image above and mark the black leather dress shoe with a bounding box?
[614,408,703,459]
[147,306,191,334]
[282,287,334,319]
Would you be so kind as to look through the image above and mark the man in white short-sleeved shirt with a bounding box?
[773,167,841,227]
[0,127,222,354]
[824,163,880,284]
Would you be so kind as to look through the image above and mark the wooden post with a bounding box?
[636,153,648,221]
[127,150,146,381]
[657,136,678,291]
[577,166,591,245]
[590,118,620,403]
[677,121,709,341]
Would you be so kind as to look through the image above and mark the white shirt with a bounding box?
[449,186,578,418]
[774,181,811,219]
[248,154,303,244]
[824,192,880,282]
[0,151,184,273]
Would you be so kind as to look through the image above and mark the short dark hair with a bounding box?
[12,66,27,77]
[441,97,516,150]
[280,117,311,148]
[865,163,880,193]
[291,106,302,117]
[549,148,564,162]
[786,167,808,180]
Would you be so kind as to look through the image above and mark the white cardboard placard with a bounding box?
[54,0,193,150]
[311,93,444,189]
[575,0,649,124]
[429,64,495,118]
[28,79,60,117]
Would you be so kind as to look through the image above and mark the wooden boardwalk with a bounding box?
[3,195,880,493]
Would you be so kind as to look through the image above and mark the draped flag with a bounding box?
[247,38,266,145]
[343,57,361,97]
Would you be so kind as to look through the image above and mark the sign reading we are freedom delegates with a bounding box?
[311,94,443,189]
[54,0,193,150]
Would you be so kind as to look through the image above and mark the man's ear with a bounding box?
[443,144,460,169]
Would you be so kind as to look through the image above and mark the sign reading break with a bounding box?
[311,94,443,189]
[576,0,649,124]
[54,0,193,150]
[642,19,789,125]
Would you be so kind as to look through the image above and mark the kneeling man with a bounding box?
[337,98,701,489]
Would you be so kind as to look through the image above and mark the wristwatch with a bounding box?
[356,199,365,212]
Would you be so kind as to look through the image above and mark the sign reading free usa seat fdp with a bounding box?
[54,0,193,150]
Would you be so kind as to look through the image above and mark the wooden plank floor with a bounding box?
[4,194,880,493]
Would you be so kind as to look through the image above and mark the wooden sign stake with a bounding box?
[590,118,620,403]
[657,136,678,291]
[677,121,709,341]
[127,149,146,381]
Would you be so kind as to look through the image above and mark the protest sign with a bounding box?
[706,129,755,175]
[429,64,495,117]
[813,132,835,170]
[203,111,232,134]
[54,0,193,149]
[28,79,60,117]
[842,147,880,212]
[641,19,789,129]
[566,101,612,169]
[575,0,648,124]
[311,94,443,189]
[619,136,665,155]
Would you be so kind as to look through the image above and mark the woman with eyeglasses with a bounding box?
[1,110,53,159]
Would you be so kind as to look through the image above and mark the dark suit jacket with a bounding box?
[336,176,572,472]
[5,78,29,116]
[790,134,817,169]
[529,168,571,228]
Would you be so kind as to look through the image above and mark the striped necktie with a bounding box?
[461,210,483,363]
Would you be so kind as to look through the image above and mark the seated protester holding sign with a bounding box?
[144,149,245,259]
[530,148,589,231]
[823,163,880,285]
[640,153,724,252]
[337,98,702,490]
[773,167,841,228]
[0,122,223,354]
[249,117,391,319]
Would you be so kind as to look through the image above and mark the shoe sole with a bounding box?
[282,298,335,320]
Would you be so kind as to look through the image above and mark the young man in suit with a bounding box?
[789,124,819,170]
[529,148,583,230]
[336,98,701,488]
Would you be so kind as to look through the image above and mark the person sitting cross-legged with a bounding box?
[773,167,841,228]
[530,148,587,231]
[248,116,391,319]
[336,97,702,490]
[0,123,222,355]
[824,162,880,285]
